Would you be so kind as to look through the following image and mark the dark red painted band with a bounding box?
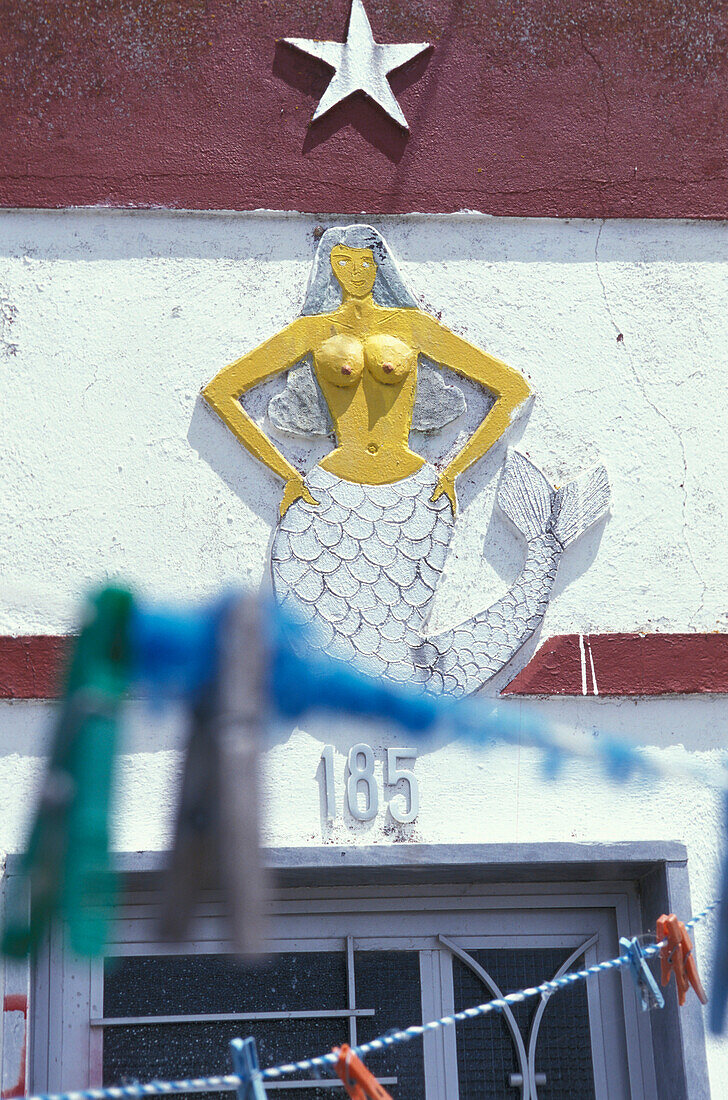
[0,1,726,217]
[1,633,727,699]
[0,636,72,700]
[502,633,728,697]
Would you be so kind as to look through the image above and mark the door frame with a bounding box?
[100,884,645,1098]
[3,840,710,1100]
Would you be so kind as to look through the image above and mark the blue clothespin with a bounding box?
[620,937,664,1012]
[230,1037,267,1100]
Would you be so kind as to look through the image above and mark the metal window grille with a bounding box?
[31,882,658,1099]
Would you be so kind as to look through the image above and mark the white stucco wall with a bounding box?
[2,210,727,636]
[1,209,727,1092]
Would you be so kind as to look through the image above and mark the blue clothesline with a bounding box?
[132,595,728,792]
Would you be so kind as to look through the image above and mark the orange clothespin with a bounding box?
[657,913,708,1007]
[333,1045,394,1100]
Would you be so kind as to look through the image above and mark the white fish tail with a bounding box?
[497,450,555,540]
[497,450,610,546]
[551,465,611,547]
[423,451,611,696]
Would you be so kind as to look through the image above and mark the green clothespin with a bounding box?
[2,587,133,957]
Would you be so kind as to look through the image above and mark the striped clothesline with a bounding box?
[26,901,718,1100]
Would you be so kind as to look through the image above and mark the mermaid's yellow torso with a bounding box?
[201,240,531,516]
[312,303,425,484]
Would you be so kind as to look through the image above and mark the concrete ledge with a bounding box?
[83,840,690,888]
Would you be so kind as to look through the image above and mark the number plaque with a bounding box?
[320,744,419,824]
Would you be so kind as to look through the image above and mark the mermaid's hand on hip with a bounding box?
[431,471,457,515]
[280,474,320,517]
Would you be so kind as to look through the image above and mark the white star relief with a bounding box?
[284,0,430,130]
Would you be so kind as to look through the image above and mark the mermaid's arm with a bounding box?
[202,317,321,515]
[407,311,531,512]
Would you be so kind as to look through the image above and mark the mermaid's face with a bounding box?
[331,245,377,298]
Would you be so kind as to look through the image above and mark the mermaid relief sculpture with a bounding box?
[202,226,609,695]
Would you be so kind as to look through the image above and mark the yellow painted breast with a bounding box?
[315,333,364,388]
[363,334,416,385]
[314,331,417,390]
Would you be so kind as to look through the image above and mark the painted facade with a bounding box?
[1,1,727,1096]
[2,208,727,1095]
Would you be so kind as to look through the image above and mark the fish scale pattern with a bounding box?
[271,462,456,687]
[426,533,561,695]
[270,455,585,697]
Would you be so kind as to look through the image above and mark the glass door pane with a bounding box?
[452,948,595,1098]
[354,951,425,1100]
[100,948,425,1099]
[102,952,349,1099]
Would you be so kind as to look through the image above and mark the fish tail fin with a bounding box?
[551,464,610,547]
[496,450,555,540]
[497,450,611,545]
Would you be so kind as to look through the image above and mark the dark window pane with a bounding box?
[103,953,350,1100]
[104,953,347,1016]
[103,1020,340,1100]
[453,949,595,1100]
[355,951,424,1100]
[102,951,416,1099]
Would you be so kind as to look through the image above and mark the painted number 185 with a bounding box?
[320,744,419,824]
